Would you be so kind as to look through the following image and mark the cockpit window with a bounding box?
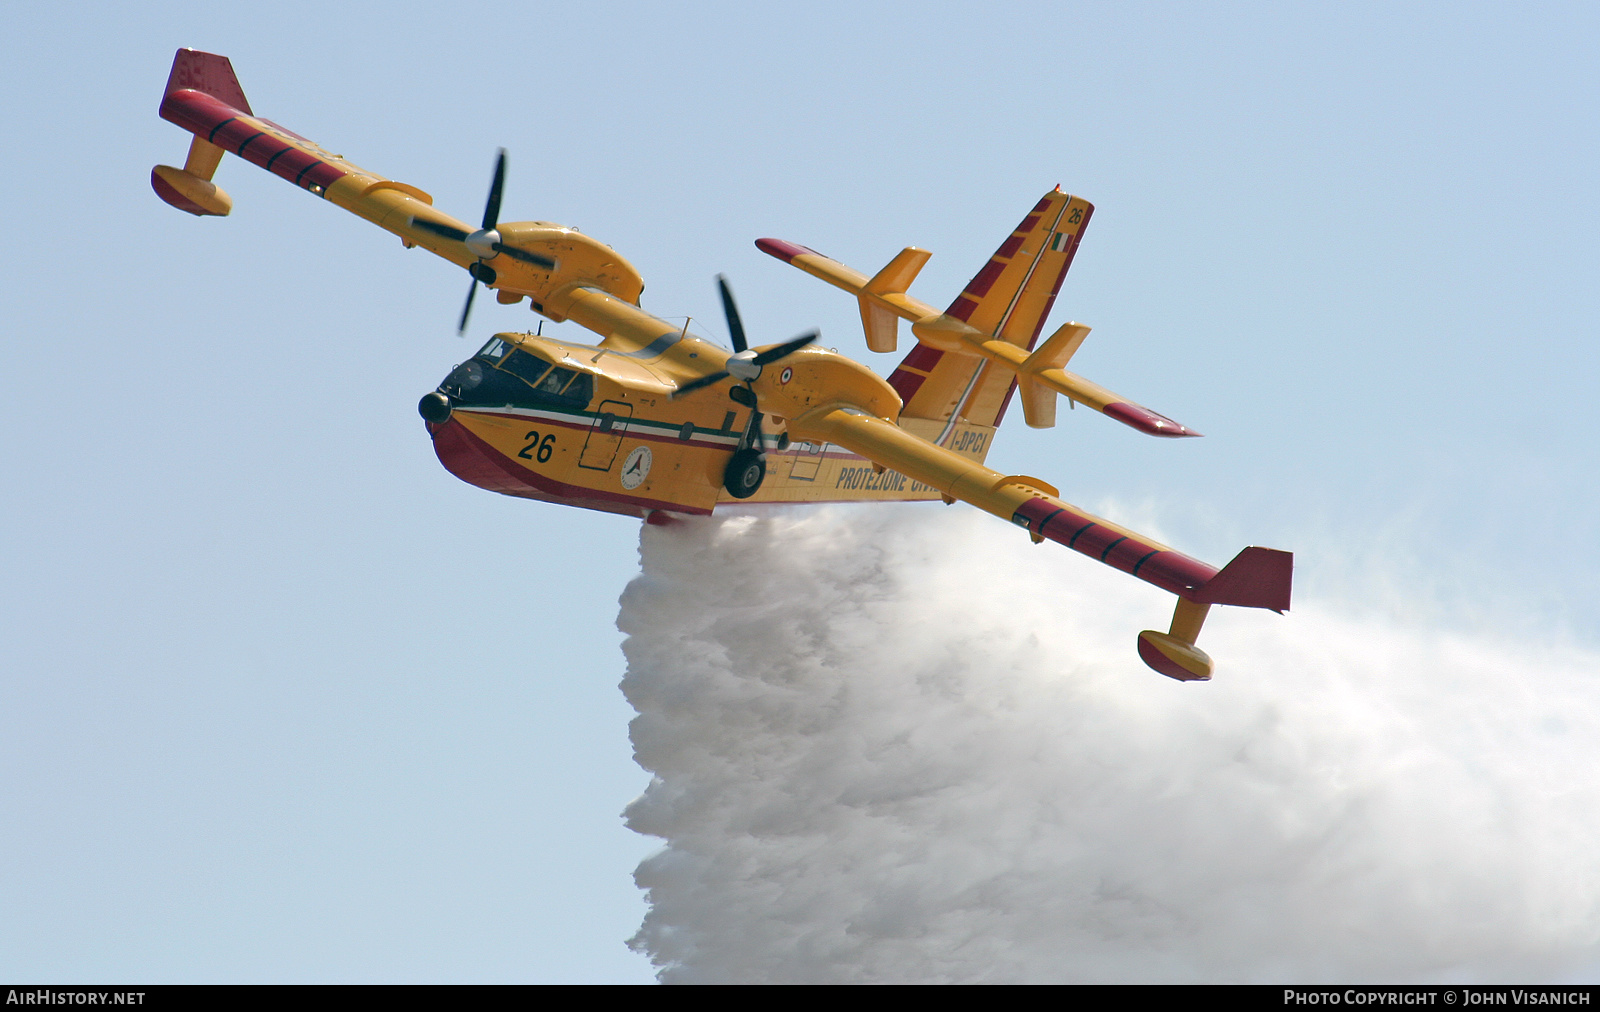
[537,366,576,395]
[442,344,593,410]
[503,350,593,405]
[501,349,553,385]
[564,372,594,404]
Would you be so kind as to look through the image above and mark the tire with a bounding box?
[723,448,766,499]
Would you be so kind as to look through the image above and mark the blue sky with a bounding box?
[3,1,1597,982]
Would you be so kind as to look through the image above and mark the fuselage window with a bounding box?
[478,337,510,361]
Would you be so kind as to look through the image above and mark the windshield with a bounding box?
[442,344,594,410]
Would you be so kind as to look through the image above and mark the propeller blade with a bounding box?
[482,149,507,231]
[412,217,470,242]
[671,370,731,399]
[717,275,748,353]
[457,279,479,334]
[494,243,556,269]
[751,330,818,366]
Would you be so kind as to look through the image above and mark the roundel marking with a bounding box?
[780,366,793,385]
[621,445,652,489]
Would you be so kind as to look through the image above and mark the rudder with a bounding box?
[886,188,1093,438]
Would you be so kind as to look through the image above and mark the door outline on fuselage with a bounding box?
[578,400,634,471]
[789,441,827,481]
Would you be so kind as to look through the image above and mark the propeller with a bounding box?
[674,277,816,498]
[671,331,817,397]
[409,149,556,334]
[718,275,748,354]
[672,275,817,398]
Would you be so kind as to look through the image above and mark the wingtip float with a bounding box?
[151,47,1290,682]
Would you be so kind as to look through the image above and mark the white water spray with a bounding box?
[619,505,1600,983]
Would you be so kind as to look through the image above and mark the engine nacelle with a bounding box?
[494,222,645,314]
[752,345,903,424]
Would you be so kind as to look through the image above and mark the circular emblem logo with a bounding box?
[620,445,652,489]
[780,366,793,385]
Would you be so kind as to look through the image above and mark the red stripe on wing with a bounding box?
[755,237,824,263]
[1012,497,1219,597]
[159,90,348,194]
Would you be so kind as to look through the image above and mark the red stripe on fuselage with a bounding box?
[455,408,746,453]
[429,418,713,517]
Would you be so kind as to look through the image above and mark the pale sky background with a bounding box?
[3,1,1597,983]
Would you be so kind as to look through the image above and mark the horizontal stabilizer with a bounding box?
[858,247,932,353]
[1194,547,1293,612]
[756,238,940,321]
[1018,322,1090,428]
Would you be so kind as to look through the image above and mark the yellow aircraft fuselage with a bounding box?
[425,326,990,519]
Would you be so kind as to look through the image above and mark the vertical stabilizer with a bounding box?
[885,189,1093,436]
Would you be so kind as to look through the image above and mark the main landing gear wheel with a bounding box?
[724,448,766,499]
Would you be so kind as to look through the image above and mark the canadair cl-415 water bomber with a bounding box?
[151,48,1291,681]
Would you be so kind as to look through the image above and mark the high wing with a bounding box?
[155,51,476,266]
[784,403,1291,681]
[150,49,646,314]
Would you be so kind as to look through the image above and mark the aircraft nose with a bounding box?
[418,391,452,424]
[448,360,485,391]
